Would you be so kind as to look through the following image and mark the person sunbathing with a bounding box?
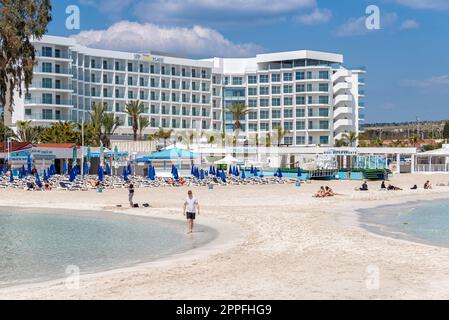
[411,185,418,190]
[387,184,402,191]
[359,181,369,191]
[314,186,326,198]
[26,181,35,191]
[324,186,336,197]
[44,180,52,191]
[424,180,432,190]
[380,181,386,190]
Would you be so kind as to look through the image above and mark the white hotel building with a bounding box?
[5,35,366,147]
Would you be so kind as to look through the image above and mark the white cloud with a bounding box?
[335,13,399,37]
[400,19,420,30]
[133,0,316,24]
[79,0,133,15]
[401,75,449,89]
[295,8,332,25]
[396,0,449,10]
[71,21,263,58]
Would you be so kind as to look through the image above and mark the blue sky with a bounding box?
[46,0,449,123]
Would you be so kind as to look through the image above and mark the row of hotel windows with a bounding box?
[224,71,329,85]
[247,83,329,95]
[226,120,330,131]
[270,136,329,146]
[245,108,329,119]
[245,96,329,107]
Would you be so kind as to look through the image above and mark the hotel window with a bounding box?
[308,96,313,104]
[150,65,155,74]
[272,98,281,106]
[248,75,257,84]
[172,92,177,101]
[260,99,269,107]
[307,84,313,92]
[319,83,329,92]
[296,96,305,105]
[224,77,229,85]
[260,110,269,119]
[42,93,52,104]
[319,108,329,117]
[201,83,207,91]
[309,136,313,144]
[104,88,109,97]
[128,91,134,99]
[248,99,258,108]
[115,62,120,71]
[150,105,156,113]
[319,71,329,79]
[296,121,305,130]
[272,110,281,119]
[320,136,329,145]
[140,64,145,73]
[319,121,329,130]
[191,69,196,78]
[103,60,108,69]
[284,97,293,106]
[259,86,269,95]
[284,109,293,118]
[284,137,293,145]
[249,111,258,120]
[283,85,293,94]
[260,123,269,131]
[42,109,53,120]
[182,94,187,102]
[151,118,156,127]
[182,81,187,90]
[308,108,314,117]
[271,74,281,82]
[246,87,257,98]
[115,76,120,85]
[259,74,269,83]
[55,49,61,58]
[283,73,293,81]
[296,136,305,145]
[271,86,281,94]
[55,79,60,89]
[319,96,329,104]
[161,118,167,128]
[307,71,313,79]
[296,84,305,92]
[232,77,243,85]
[140,78,145,86]
[42,78,52,88]
[296,108,305,117]
[249,123,258,132]
[295,71,305,80]
[284,122,293,130]
[128,63,133,72]
[42,62,52,73]
[150,92,156,100]
[202,70,207,79]
[272,121,281,129]
[182,68,186,76]
[25,109,32,116]
[42,46,52,57]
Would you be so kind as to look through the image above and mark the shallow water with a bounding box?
[0,207,215,287]
[358,198,449,248]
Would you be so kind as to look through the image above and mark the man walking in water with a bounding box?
[183,190,200,234]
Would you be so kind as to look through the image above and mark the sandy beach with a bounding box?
[1,173,449,299]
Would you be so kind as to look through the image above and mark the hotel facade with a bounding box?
[5,35,366,147]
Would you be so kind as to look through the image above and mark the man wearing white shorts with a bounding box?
[183,190,200,234]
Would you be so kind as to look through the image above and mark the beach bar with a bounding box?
[415,144,449,173]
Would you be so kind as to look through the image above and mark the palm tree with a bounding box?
[409,134,420,148]
[138,116,150,140]
[226,103,249,131]
[342,131,358,147]
[0,122,16,142]
[265,133,271,147]
[15,120,43,143]
[88,102,121,147]
[101,113,121,148]
[125,100,144,141]
[274,126,289,147]
[335,138,349,147]
[154,127,174,148]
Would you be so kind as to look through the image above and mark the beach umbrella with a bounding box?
[228,166,233,175]
[273,170,278,177]
[122,166,128,181]
[199,169,205,180]
[21,165,26,177]
[278,168,283,178]
[235,167,239,177]
[86,146,92,162]
[297,168,302,178]
[27,155,32,175]
[83,162,89,175]
[35,172,42,186]
[68,169,75,182]
[173,167,179,180]
[97,166,104,182]
[250,165,254,174]
[127,164,132,175]
[43,169,48,181]
[241,170,246,179]
[114,145,119,162]
[205,170,209,177]
[220,169,227,182]
[147,165,155,180]
[191,165,195,175]
[72,144,77,162]
[3,163,7,174]
[62,161,68,175]
[106,163,111,175]
[0,166,2,175]
[254,168,259,177]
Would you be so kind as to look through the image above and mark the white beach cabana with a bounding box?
[415,144,449,173]
[214,154,242,166]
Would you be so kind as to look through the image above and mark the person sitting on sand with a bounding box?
[324,186,336,197]
[424,180,432,190]
[360,181,368,191]
[411,184,418,190]
[26,181,35,191]
[387,184,402,191]
[314,186,326,198]
[380,181,386,190]
[44,180,52,191]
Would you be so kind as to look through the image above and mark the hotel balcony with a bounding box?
[25,112,72,122]
[333,82,352,94]
[333,106,353,119]
[333,94,353,106]
[25,98,73,107]
[333,118,353,131]
[30,82,73,92]
[33,67,73,77]
[332,69,350,83]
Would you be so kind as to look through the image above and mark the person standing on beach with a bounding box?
[128,184,135,207]
[183,190,200,234]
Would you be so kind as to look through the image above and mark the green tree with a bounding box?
[0,0,52,124]
[443,121,449,139]
[273,126,289,147]
[335,138,349,147]
[226,103,249,130]
[14,120,43,143]
[125,100,144,141]
[39,121,79,143]
[342,131,358,147]
[88,102,120,148]
[0,121,16,141]
[138,116,150,140]
[154,127,173,148]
